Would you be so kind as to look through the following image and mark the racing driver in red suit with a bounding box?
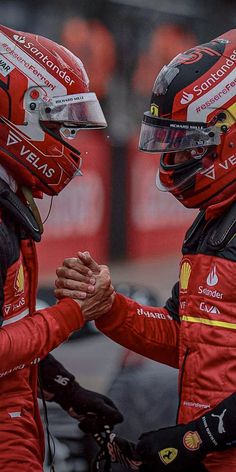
[0,24,123,472]
[55,29,236,472]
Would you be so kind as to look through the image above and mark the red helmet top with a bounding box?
[0,24,107,195]
[139,29,236,209]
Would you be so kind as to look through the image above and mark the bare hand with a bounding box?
[81,266,115,320]
[55,251,101,299]
[77,251,101,274]
[55,259,115,320]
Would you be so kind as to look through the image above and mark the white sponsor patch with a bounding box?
[0,55,14,76]
[211,409,226,434]
[52,92,96,106]
[198,286,223,299]
[206,265,218,287]
[137,307,173,320]
[199,302,220,314]
[8,411,21,418]
[180,91,194,105]
[183,400,210,409]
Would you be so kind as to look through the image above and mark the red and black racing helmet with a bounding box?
[139,29,236,209]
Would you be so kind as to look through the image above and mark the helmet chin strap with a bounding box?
[155,170,168,191]
[21,186,44,235]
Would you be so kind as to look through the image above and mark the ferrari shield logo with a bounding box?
[159,448,178,465]
[150,103,159,116]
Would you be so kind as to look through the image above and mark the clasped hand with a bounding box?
[55,251,115,321]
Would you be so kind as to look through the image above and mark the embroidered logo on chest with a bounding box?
[180,260,192,293]
[14,263,24,296]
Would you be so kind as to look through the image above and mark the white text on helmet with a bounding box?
[52,92,97,106]
[200,153,236,181]
[193,50,236,96]
[0,56,14,76]
[19,145,55,178]
[6,131,55,179]
[23,41,75,86]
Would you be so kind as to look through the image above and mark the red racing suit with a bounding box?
[0,180,84,471]
[96,200,236,472]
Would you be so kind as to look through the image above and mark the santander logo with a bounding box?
[180,91,194,105]
[198,264,223,299]
[13,34,25,44]
[206,265,218,287]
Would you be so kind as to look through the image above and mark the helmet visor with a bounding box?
[139,112,221,152]
[39,92,107,129]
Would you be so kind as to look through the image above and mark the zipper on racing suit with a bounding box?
[176,347,189,424]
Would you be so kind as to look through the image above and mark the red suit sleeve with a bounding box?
[95,293,180,368]
[0,298,84,372]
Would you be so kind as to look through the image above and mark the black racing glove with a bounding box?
[136,393,236,471]
[92,430,207,472]
[136,425,205,471]
[92,430,142,472]
[39,354,123,433]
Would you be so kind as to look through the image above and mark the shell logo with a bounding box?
[179,260,191,292]
[159,448,178,465]
[183,431,202,451]
[14,264,24,295]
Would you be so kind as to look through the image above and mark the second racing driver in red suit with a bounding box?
[55,29,236,472]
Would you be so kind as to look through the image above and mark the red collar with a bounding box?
[205,183,236,220]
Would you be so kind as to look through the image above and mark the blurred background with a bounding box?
[1,1,235,470]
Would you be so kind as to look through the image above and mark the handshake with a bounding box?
[55,251,115,321]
